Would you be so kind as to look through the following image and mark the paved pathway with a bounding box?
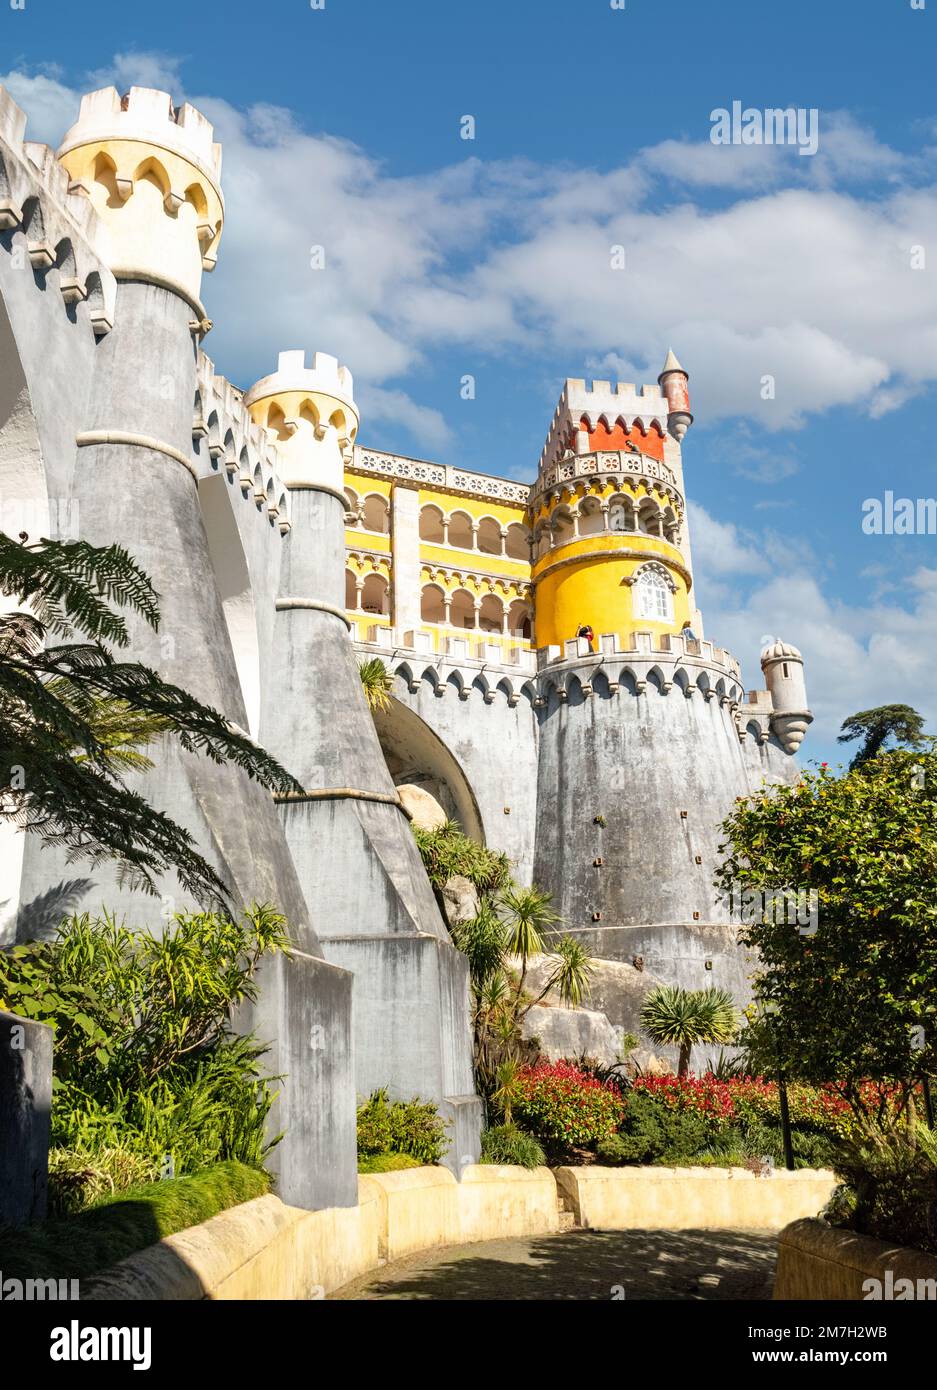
[330,1228,777,1300]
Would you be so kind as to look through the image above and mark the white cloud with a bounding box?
[2,58,936,733]
[87,51,185,97]
[694,511,937,752]
[0,69,78,144]
[358,387,451,453]
[2,60,935,453]
[689,503,770,577]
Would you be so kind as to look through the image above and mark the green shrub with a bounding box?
[512,1063,625,1157]
[0,907,288,1176]
[356,1089,449,1166]
[615,1091,712,1164]
[357,1152,422,1174]
[53,1036,277,1175]
[595,1134,633,1166]
[827,1118,937,1255]
[739,1118,835,1171]
[48,1147,157,1217]
[480,1123,546,1169]
[0,1161,269,1282]
[412,820,510,894]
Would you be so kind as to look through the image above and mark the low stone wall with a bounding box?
[554,1165,837,1232]
[83,1165,558,1301]
[775,1218,937,1301]
[81,1164,839,1300]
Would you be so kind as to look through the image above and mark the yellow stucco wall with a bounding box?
[555,1167,837,1233]
[340,469,693,652]
[532,534,691,649]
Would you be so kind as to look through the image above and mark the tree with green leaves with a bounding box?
[0,903,291,1173]
[0,533,300,908]
[639,985,739,1077]
[716,752,937,1127]
[838,704,925,769]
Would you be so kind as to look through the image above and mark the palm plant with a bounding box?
[452,898,506,991]
[0,534,301,906]
[492,1057,523,1125]
[548,935,593,1008]
[499,883,560,1014]
[640,985,740,1077]
[454,881,595,1097]
[358,657,394,713]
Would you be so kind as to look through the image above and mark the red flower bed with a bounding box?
[628,1073,900,1138]
[513,1061,626,1147]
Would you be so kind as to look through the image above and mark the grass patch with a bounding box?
[0,1160,270,1282]
[357,1152,422,1174]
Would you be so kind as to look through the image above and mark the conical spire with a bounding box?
[660,348,685,376]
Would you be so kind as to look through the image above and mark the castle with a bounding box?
[0,85,811,1209]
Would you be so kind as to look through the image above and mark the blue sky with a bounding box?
[2,0,935,763]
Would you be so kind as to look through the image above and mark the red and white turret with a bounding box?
[658,349,693,443]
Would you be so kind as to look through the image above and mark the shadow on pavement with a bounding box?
[330,1227,778,1301]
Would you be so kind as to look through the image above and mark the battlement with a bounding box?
[538,376,672,473]
[538,629,743,683]
[196,350,292,532]
[244,349,356,419]
[532,446,681,507]
[58,86,222,189]
[0,86,117,330]
[56,86,224,299]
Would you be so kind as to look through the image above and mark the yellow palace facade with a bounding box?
[343,357,702,667]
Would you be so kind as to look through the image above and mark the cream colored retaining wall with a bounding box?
[82,1164,837,1300]
[775,1218,937,1301]
[554,1165,837,1232]
[82,1165,558,1301]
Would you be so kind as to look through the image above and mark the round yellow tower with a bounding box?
[530,356,698,650]
[56,85,223,310]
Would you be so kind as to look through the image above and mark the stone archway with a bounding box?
[370,696,485,844]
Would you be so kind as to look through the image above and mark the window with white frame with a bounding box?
[634,565,674,622]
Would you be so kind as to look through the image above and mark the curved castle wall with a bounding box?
[532,650,798,1001]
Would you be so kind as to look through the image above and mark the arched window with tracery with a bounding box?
[633,563,674,623]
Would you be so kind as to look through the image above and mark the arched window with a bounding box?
[551,508,574,548]
[578,496,605,537]
[420,505,444,543]
[633,564,674,623]
[505,522,529,560]
[344,487,360,525]
[609,499,631,533]
[361,494,390,535]
[361,572,389,616]
[507,598,532,640]
[421,584,446,623]
[345,568,359,609]
[637,499,662,537]
[450,589,476,629]
[478,593,504,634]
[448,510,473,550]
[477,516,503,556]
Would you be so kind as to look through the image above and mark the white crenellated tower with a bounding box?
[244,350,358,492]
[56,86,223,310]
